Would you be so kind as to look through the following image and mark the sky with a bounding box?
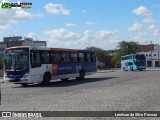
[0,0,160,50]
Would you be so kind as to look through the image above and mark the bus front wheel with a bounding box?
[42,73,51,85]
[76,70,85,80]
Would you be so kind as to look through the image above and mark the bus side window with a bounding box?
[91,53,96,62]
[30,51,41,68]
[52,52,61,63]
[87,53,91,62]
[60,57,64,63]
[41,51,50,64]
[77,57,80,63]
[61,52,70,63]
[79,53,84,62]
[70,52,78,62]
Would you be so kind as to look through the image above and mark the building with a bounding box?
[0,36,46,56]
[137,44,154,52]
[137,44,160,67]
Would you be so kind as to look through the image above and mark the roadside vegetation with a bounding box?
[86,41,139,69]
[112,41,138,66]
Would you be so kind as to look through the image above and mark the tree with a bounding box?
[117,41,138,55]
[112,41,139,66]
[86,46,104,51]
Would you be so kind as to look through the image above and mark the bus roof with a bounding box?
[121,54,145,57]
[6,46,30,49]
[6,46,95,52]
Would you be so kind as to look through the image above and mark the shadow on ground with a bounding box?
[13,77,117,88]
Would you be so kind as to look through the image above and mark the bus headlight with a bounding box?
[23,73,29,78]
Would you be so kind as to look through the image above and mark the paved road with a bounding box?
[0,70,160,120]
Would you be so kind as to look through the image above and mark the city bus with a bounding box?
[121,54,146,71]
[3,46,97,86]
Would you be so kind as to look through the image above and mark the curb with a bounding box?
[97,70,117,73]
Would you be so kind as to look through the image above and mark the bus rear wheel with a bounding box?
[42,73,51,85]
[76,70,85,80]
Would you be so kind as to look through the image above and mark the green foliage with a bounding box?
[112,41,139,66]
[86,46,104,51]
[117,41,138,55]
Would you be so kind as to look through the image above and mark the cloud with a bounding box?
[143,17,155,24]
[0,9,32,29]
[33,13,44,18]
[95,29,118,40]
[44,3,70,15]
[43,29,119,49]
[85,22,98,25]
[2,0,9,3]
[80,30,119,48]
[27,32,35,38]
[132,6,152,16]
[82,10,87,14]
[138,31,148,39]
[43,29,80,41]
[13,9,32,20]
[148,24,160,37]
[66,23,77,27]
[128,22,143,31]
[148,24,156,30]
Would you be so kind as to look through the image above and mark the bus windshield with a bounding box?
[4,53,29,71]
[136,54,145,60]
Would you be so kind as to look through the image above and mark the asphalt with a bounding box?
[1,68,160,120]
[0,77,2,83]
[0,67,160,84]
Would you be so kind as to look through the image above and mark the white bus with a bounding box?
[3,46,97,86]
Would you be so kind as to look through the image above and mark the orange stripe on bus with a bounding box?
[50,48,78,52]
[52,64,58,74]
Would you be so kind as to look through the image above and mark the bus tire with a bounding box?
[21,83,28,87]
[61,78,69,81]
[76,70,85,80]
[42,73,51,85]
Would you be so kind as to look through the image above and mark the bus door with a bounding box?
[30,51,42,83]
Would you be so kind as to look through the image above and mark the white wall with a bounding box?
[138,50,160,67]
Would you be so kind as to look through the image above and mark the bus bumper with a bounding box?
[136,66,146,70]
[4,77,29,84]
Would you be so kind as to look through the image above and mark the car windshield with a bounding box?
[4,53,29,71]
